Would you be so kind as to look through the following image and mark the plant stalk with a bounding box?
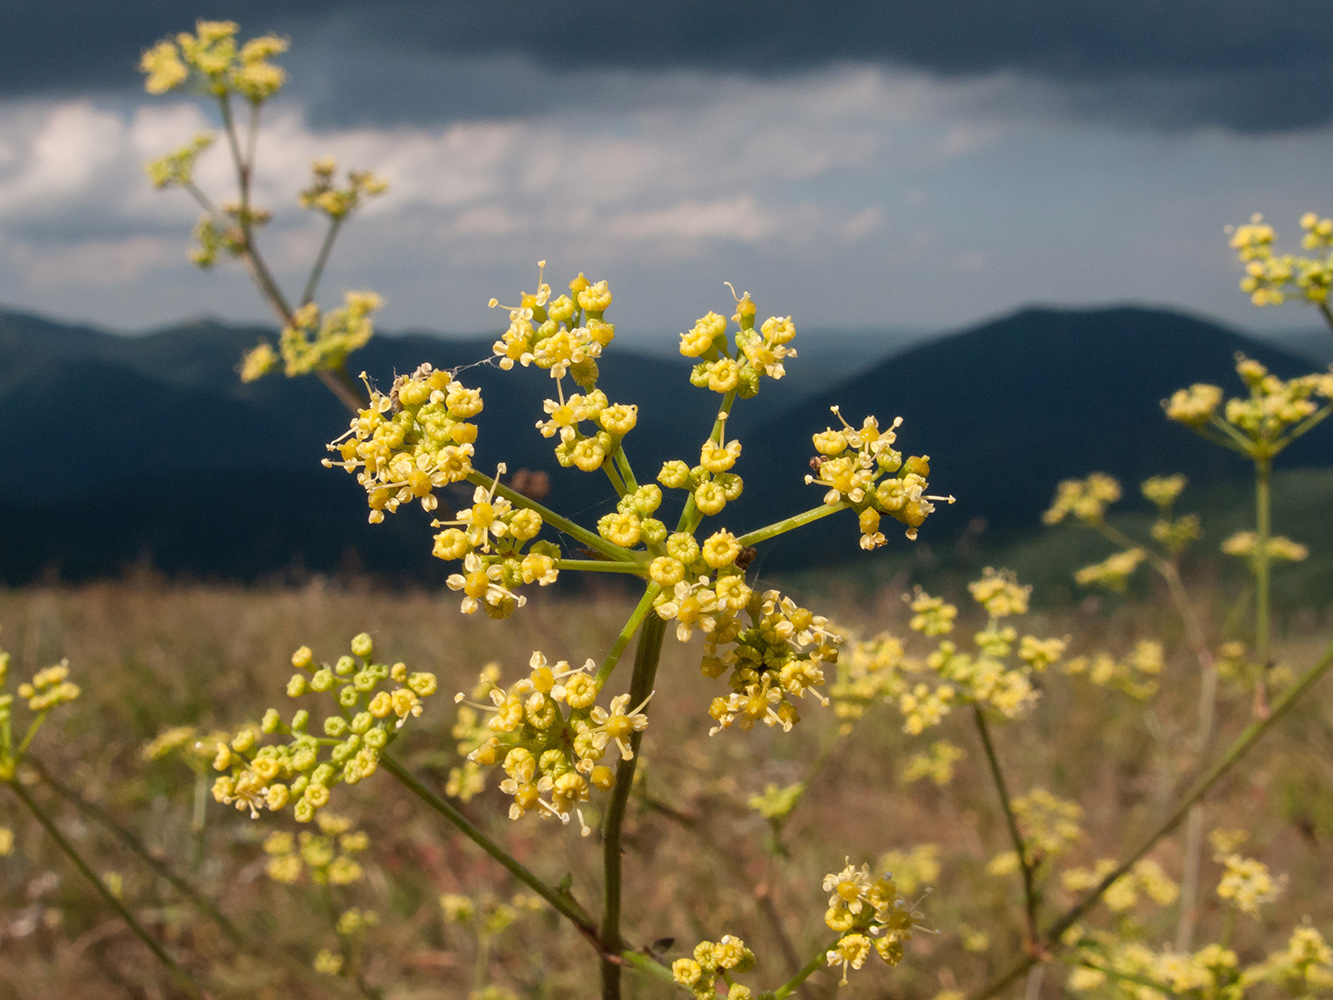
[599,613,667,1000]
[380,754,600,942]
[973,707,1040,950]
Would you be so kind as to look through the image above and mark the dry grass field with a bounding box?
[1,576,1330,999]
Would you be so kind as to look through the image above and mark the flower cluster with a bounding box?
[822,859,918,984]
[491,267,615,384]
[432,469,562,618]
[1220,530,1309,564]
[1043,472,1122,526]
[456,653,650,834]
[1166,354,1333,454]
[1214,844,1284,916]
[1228,213,1333,307]
[490,268,641,474]
[657,432,745,521]
[243,292,382,382]
[659,584,839,736]
[829,631,905,734]
[211,635,439,823]
[1062,640,1164,700]
[262,813,370,886]
[679,291,795,399]
[987,789,1083,877]
[807,407,948,546]
[140,20,288,101]
[300,158,388,219]
[671,935,757,999]
[145,134,214,191]
[323,363,480,523]
[0,634,82,781]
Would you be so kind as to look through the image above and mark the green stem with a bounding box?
[467,470,637,564]
[973,707,1040,950]
[736,502,847,548]
[1254,454,1272,691]
[7,780,206,999]
[613,445,639,492]
[557,560,649,575]
[772,937,841,998]
[302,215,344,306]
[217,95,294,325]
[673,387,740,534]
[1318,300,1333,333]
[380,754,600,941]
[600,613,668,1000]
[618,949,678,986]
[28,758,244,949]
[594,585,662,688]
[965,636,1333,1000]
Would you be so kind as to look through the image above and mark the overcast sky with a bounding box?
[2,1,1332,343]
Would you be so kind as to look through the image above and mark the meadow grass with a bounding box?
[1,576,1329,998]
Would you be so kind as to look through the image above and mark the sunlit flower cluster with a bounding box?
[1065,849,1321,1000]
[1220,530,1309,564]
[654,583,838,736]
[1074,548,1148,591]
[807,407,949,546]
[1214,845,1284,916]
[140,20,288,101]
[211,635,438,823]
[323,362,479,523]
[678,291,796,400]
[901,740,967,786]
[829,631,905,734]
[0,634,82,782]
[431,468,562,618]
[491,266,615,383]
[145,134,214,191]
[672,934,757,999]
[822,859,918,984]
[456,653,650,834]
[262,812,370,886]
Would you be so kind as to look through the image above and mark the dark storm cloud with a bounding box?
[4,1,1331,131]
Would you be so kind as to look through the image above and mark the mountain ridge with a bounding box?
[2,303,1330,583]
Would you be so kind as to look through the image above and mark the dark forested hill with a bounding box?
[2,305,1330,582]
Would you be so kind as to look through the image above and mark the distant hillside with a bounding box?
[2,305,1331,583]
[733,306,1333,568]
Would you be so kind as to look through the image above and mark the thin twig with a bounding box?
[973,707,1041,951]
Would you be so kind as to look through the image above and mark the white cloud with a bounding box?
[1,59,1332,336]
